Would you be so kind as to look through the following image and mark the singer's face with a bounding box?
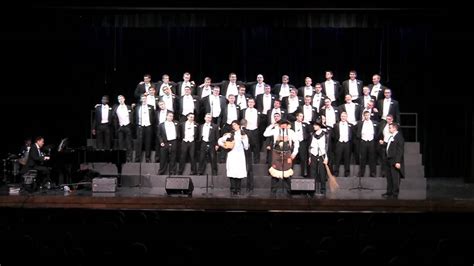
[232,123,240,131]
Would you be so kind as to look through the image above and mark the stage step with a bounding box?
[115,174,425,193]
[88,162,424,179]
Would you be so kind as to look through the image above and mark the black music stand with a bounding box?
[201,144,214,197]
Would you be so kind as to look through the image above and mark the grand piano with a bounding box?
[48,145,126,185]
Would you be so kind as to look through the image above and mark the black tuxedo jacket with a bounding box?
[178,95,200,116]
[356,95,376,109]
[198,123,219,146]
[332,121,354,142]
[134,83,153,100]
[158,121,180,142]
[297,105,319,123]
[246,82,267,98]
[158,94,179,113]
[213,80,244,97]
[155,81,177,95]
[176,81,197,96]
[272,83,296,97]
[241,107,262,128]
[368,84,388,101]
[377,98,401,123]
[134,104,156,127]
[266,108,288,125]
[291,121,311,141]
[386,132,405,178]
[355,120,380,141]
[338,102,362,123]
[321,80,342,103]
[221,104,242,127]
[342,79,364,98]
[201,95,227,115]
[112,104,134,129]
[93,104,114,130]
[179,121,199,142]
[298,86,315,98]
[256,93,276,113]
[26,144,45,169]
[281,96,304,113]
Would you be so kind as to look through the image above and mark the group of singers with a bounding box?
[91,70,404,198]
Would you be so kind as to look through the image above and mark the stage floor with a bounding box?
[1,178,473,212]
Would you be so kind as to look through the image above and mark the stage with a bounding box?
[1,178,473,213]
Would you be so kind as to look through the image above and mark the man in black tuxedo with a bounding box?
[159,85,178,114]
[135,95,156,163]
[176,72,196,96]
[198,113,219,176]
[299,96,319,124]
[241,98,261,164]
[273,74,296,100]
[200,86,226,126]
[196,77,213,100]
[26,136,51,185]
[357,86,376,109]
[256,84,275,128]
[281,88,303,122]
[113,95,134,162]
[246,74,267,98]
[311,83,326,113]
[292,112,310,177]
[266,99,287,126]
[377,88,401,123]
[298,77,315,98]
[321,71,342,106]
[158,112,180,175]
[134,73,153,101]
[342,70,363,102]
[235,85,251,110]
[178,113,198,175]
[332,112,353,177]
[368,74,388,101]
[178,86,199,122]
[213,72,245,99]
[155,74,177,96]
[92,95,113,150]
[382,123,405,199]
[356,111,380,177]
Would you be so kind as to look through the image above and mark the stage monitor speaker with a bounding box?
[290,178,316,194]
[92,177,117,192]
[165,177,194,196]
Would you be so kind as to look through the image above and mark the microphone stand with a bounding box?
[349,153,372,191]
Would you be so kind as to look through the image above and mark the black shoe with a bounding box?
[344,172,350,177]
[390,194,399,199]
[381,192,392,198]
[370,173,376,177]
[177,172,183,175]
[190,172,197,176]
[146,159,151,163]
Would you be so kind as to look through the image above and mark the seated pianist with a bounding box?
[25,136,51,188]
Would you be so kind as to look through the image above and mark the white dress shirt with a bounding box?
[182,95,194,115]
[245,108,258,130]
[312,93,323,112]
[139,105,151,126]
[255,83,265,96]
[101,104,109,123]
[202,123,211,142]
[382,98,391,120]
[262,94,272,114]
[183,121,195,142]
[361,120,375,141]
[304,86,313,97]
[294,121,304,141]
[146,95,156,109]
[200,86,212,99]
[310,131,326,156]
[210,95,222,117]
[270,108,281,124]
[386,131,398,152]
[325,80,336,102]
[162,94,174,112]
[158,109,167,124]
[325,107,336,128]
[180,81,191,96]
[370,84,381,99]
[345,102,357,125]
[338,122,349,142]
[236,94,248,109]
[348,80,359,100]
[383,123,391,142]
[226,104,238,124]
[263,125,299,157]
[303,105,313,123]
[116,104,130,126]
[363,95,371,108]
[164,121,177,140]
[226,82,238,98]
[288,96,299,113]
[279,84,290,100]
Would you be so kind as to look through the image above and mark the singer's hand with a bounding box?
[323,158,328,165]
[215,145,219,151]
[395,163,401,169]
[44,156,50,160]
[94,104,100,108]
[308,158,311,164]
[161,143,165,147]
[290,154,296,160]
[91,129,96,135]
[379,140,384,145]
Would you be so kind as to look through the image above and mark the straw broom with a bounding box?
[324,162,339,192]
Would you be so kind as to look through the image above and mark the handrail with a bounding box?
[400,112,418,142]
